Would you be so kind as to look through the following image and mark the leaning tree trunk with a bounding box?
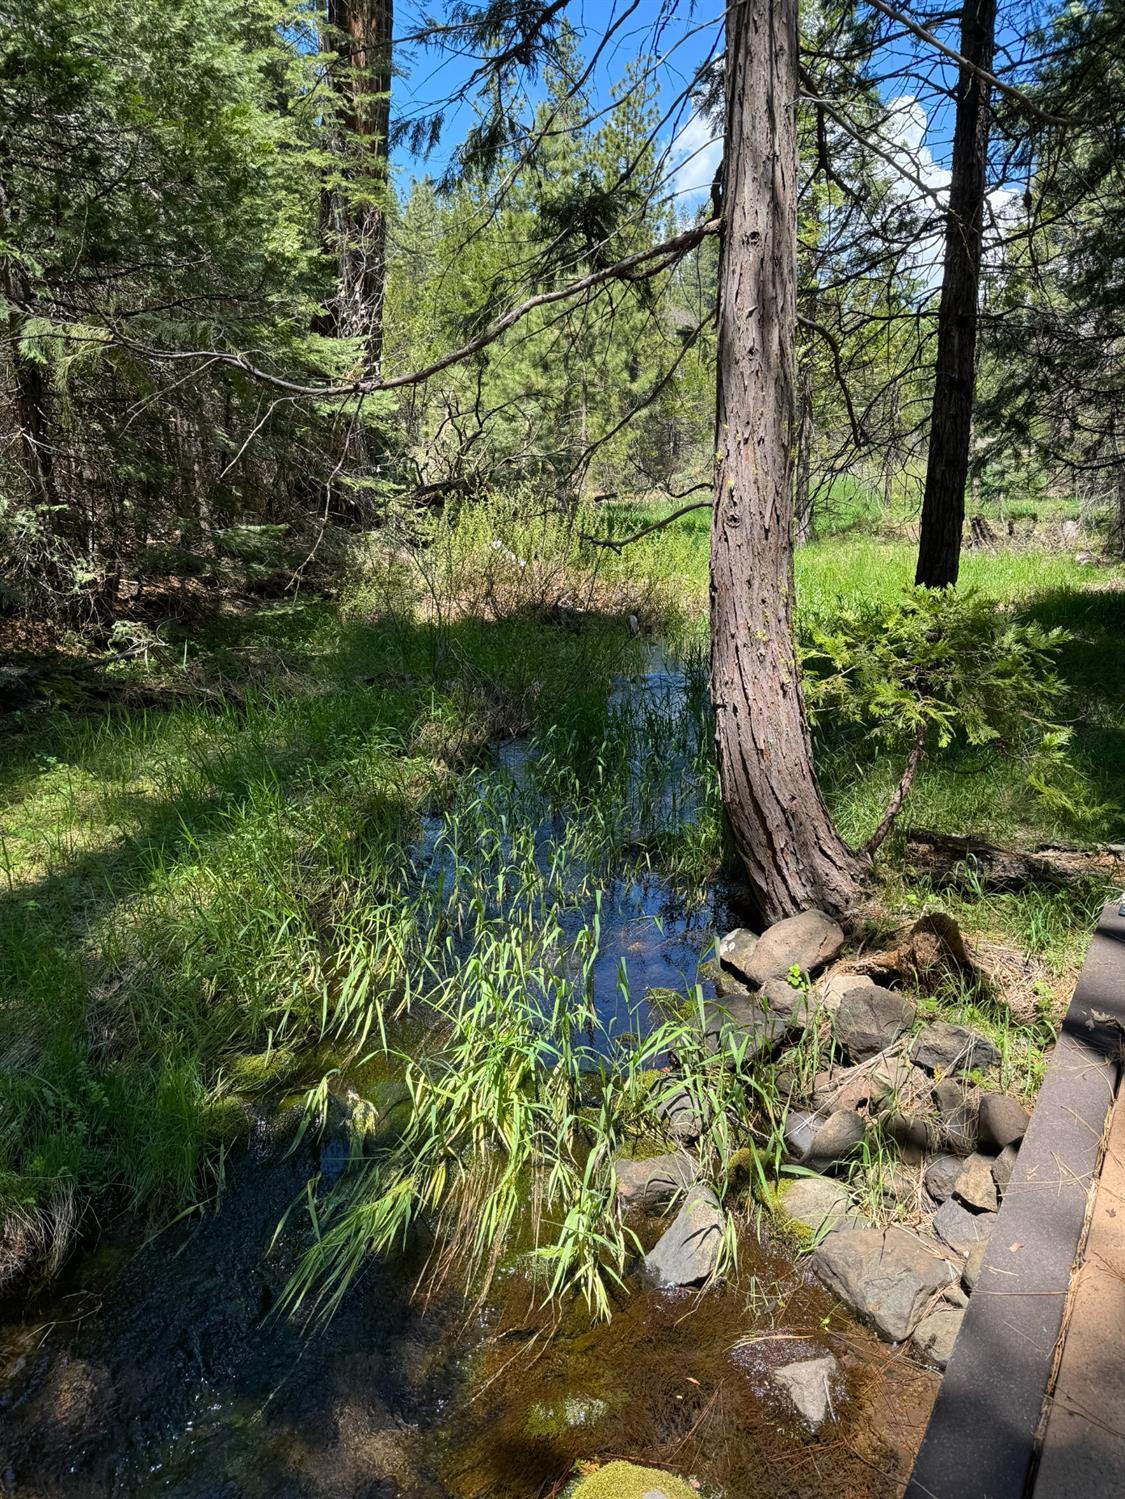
[710,0,868,925]
[915,0,997,588]
[323,0,393,374]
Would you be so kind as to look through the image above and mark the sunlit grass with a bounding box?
[2,498,1123,1297]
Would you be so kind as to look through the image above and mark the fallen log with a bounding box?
[903,829,1125,892]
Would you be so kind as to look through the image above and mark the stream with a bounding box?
[0,655,939,1499]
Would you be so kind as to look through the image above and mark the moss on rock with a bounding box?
[568,1459,701,1498]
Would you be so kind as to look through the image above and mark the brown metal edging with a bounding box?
[905,899,1125,1499]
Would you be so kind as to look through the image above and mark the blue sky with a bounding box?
[389,0,1046,237]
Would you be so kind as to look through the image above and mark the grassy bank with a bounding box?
[1,500,1121,1295]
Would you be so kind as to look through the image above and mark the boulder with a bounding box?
[696,995,788,1065]
[758,976,815,1022]
[933,1197,994,1257]
[953,1154,999,1213]
[811,1058,913,1114]
[718,927,760,983]
[615,1151,696,1212]
[924,1153,964,1204]
[992,1142,1019,1196]
[978,1093,1030,1149]
[886,1112,940,1154]
[785,1108,867,1168]
[644,1185,724,1288]
[812,1226,957,1341]
[772,1354,839,1431]
[912,1306,964,1369]
[744,909,845,986]
[834,986,915,1060]
[815,969,874,1015]
[653,1083,706,1144]
[777,1176,862,1238]
[963,1239,987,1292]
[910,1022,1000,1077]
[933,1079,979,1154]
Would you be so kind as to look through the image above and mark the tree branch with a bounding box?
[580,494,712,552]
[113,220,723,401]
[865,719,928,855]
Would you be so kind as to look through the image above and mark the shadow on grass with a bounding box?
[0,606,640,1247]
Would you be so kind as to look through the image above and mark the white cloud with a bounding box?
[668,111,723,202]
[881,94,1020,290]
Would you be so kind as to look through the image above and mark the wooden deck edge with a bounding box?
[905,899,1125,1499]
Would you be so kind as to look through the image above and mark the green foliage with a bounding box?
[802,585,1104,825]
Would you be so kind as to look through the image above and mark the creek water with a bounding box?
[0,656,939,1498]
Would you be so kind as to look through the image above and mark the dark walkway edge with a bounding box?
[905,899,1125,1499]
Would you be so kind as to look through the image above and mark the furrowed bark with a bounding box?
[915,0,997,589]
[710,0,868,926]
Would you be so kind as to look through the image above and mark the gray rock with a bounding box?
[745,909,845,986]
[884,1161,925,1211]
[718,927,760,983]
[943,1283,969,1308]
[811,1060,901,1114]
[815,969,874,1015]
[654,1083,706,1144]
[912,1306,964,1369]
[697,995,788,1064]
[933,1197,994,1257]
[978,1093,1030,1149]
[924,1153,964,1204]
[992,1142,1019,1195]
[615,1150,696,1211]
[910,1022,1000,1076]
[785,1108,867,1168]
[886,1112,940,1153]
[812,1226,957,1341]
[644,1185,724,1288]
[772,1354,839,1430]
[933,1078,979,1153]
[777,1176,862,1238]
[713,969,751,1001]
[834,986,916,1060]
[759,976,814,1022]
[963,1239,987,1291]
[874,1057,931,1103]
[953,1153,999,1213]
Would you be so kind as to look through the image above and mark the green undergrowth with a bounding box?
[1,502,1122,1301]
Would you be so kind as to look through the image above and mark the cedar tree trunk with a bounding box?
[710,0,868,925]
[915,0,997,588]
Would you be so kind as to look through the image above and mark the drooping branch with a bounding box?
[579,495,712,552]
[111,219,722,401]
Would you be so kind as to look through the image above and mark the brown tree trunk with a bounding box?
[322,0,392,374]
[915,0,997,588]
[0,178,56,515]
[794,361,814,544]
[710,0,868,926]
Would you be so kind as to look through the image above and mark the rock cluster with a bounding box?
[611,908,1032,1376]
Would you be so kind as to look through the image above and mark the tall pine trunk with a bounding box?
[915,0,997,588]
[323,0,393,373]
[710,0,867,925]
